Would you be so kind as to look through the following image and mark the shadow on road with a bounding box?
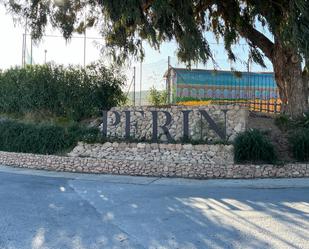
[0,171,308,249]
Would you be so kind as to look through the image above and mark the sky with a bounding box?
[0,5,273,92]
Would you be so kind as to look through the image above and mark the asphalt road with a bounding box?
[0,166,308,249]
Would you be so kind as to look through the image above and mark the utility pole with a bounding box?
[83,13,87,67]
[139,61,142,106]
[30,37,33,65]
[24,18,28,67]
[21,34,25,67]
[167,56,171,104]
[44,49,47,64]
[22,18,28,67]
[83,26,86,67]
[247,57,252,98]
[133,66,136,106]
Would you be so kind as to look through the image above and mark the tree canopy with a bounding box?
[4,1,309,64]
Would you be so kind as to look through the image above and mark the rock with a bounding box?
[102,142,112,148]
[234,123,243,133]
[137,143,146,149]
[183,144,193,150]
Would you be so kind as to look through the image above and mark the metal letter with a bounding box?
[124,111,131,139]
[102,110,121,137]
[199,110,226,140]
[182,110,192,140]
[151,111,174,142]
[124,111,145,139]
[102,110,108,137]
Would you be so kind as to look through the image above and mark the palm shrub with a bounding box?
[289,128,309,161]
[234,129,277,163]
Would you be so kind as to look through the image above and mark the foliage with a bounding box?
[0,62,126,121]
[274,114,293,131]
[275,112,309,131]
[234,129,277,164]
[295,112,309,128]
[148,87,168,106]
[289,128,309,161]
[0,119,104,155]
[4,1,309,65]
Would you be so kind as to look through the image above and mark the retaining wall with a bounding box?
[68,142,234,165]
[0,149,308,179]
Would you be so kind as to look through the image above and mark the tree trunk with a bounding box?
[272,42,308,118]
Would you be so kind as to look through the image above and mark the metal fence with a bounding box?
[167,67,281,114]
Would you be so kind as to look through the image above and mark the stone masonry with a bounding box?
[0,148,308,179]
[68,142,234,165]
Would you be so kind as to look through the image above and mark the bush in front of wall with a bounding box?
[234,129,277,164]
[288,128,309,161]
[0,120,104,155]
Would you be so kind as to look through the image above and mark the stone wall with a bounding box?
[0,149,308,179]
[103,105,247,142]
[68,142,234,165]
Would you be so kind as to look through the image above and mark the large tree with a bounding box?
[4,0,309,117]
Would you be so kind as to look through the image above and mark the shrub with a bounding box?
[234,129,277,163]
[275,112,309,131]
[0,120,104,155]
[274,114,293,131]
[0,62,126,121]
[148,87,168,106]
[289,128,309,161]
[295,112,309,128]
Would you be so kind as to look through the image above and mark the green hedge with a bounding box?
[289,128,309,161]
[234,129,277,164]
[0,120,104,154]
[0,62,126,121]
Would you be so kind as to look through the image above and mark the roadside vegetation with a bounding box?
[0,62,126,121]
[234,129,277,164]
[275,112,309,162]
[236,111,309,164]
[0,120,104,155]
[0,63,126,154]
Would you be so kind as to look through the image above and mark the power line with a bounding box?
[24,33,252,45]
[24,33,102,40]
